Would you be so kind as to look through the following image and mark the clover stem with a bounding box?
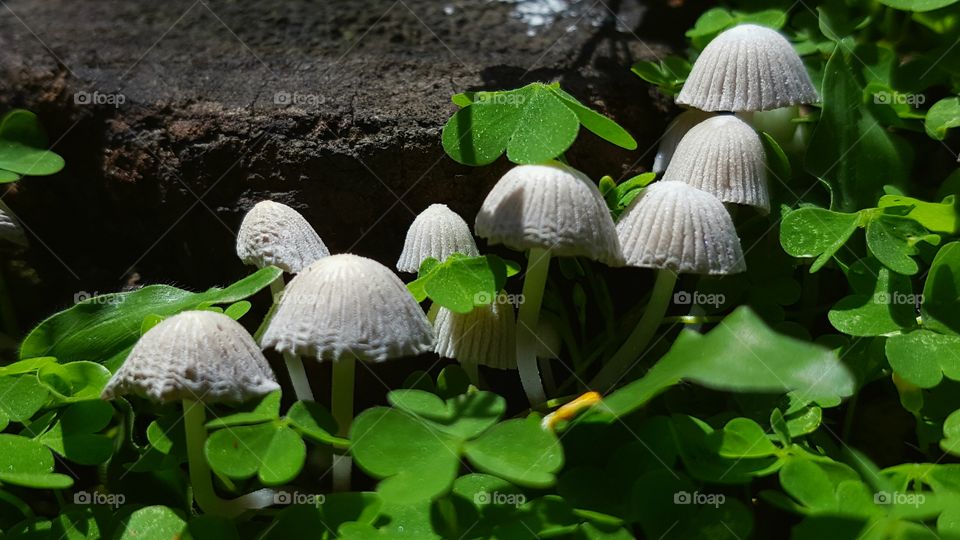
[590,270,678,392]
[331,355,356,492]
[516,247,550,407]
[269,277,315,402]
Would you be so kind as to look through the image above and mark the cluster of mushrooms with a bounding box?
[96,23,818,515]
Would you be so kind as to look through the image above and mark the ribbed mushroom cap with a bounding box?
[236,200,330,274]
[475,162,623,265]
[617,181,746,275]
[261,253,435,363]
[653,109,715,174]
[434,298,516,370]
[0,200,27,247]
[662,115,769,212]
[101,311,279,404]
[396,204,480,273]
[676,24,819,112]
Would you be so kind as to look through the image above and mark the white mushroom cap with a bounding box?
[653,109,715,174]
[261,253,434,363]
[433,297,516,370]
[662,115,769,212]
[101,311,280,404]
[676,24,819,112]
[475,162,623,265]
[396,204,480,273]
[236,200,330,274]
[617,181,746,275]
[0,200,27,247]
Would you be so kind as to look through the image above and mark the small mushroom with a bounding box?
[101,311,280,517]
[237,200,330,274]
[591,181,745,390]
[653,109,714,174]
[261,253,434,489]
[396,203,480,273]
[432,295,516,385]
[236,200,330,402]
[662,115,769,213]
[0,200,27,247]
[676,24,819,112]
[475,161,622,406]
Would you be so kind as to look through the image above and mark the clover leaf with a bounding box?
[922,242,960,335]
[442,82,636,166]
[407,254,518,313]
[350,407,461,503]
[781,207,861,272]
[205,422,306,486]
[886,330,960,388]
[0,109,65,180]
[37,400,114,466]
[463,417,563,488]
[828,260,918,336]
[0,433,74,489]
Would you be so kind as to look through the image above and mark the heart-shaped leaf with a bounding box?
[781,208,860,272]
[885,330,960,388]
[205,422,306,485]
[463,417,563,488]
[350,407,461,503]
[37,400,114,465]
[0,433,74,489]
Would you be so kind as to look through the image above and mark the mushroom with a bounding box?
[396,203,479,273]
[0,200,27,248]
[432,295,516,386]
[662,115,769,213]
[236,200,330,402]
[101,311,280,517]
[590,181,745,391]
[475,161,622,406]
[653,109,714,174]
[676,24,819,112]
[261,253,434,490]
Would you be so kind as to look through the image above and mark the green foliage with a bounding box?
[19,266,281,371]
[442,82,636,166]
[407,254,519,313]
[0,109,65,181]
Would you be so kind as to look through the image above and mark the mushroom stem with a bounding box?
[269,278,315,402]
[590,270,678,392]
[331,355,356,492]
[182,399,277,517]
[516,247,551,406]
